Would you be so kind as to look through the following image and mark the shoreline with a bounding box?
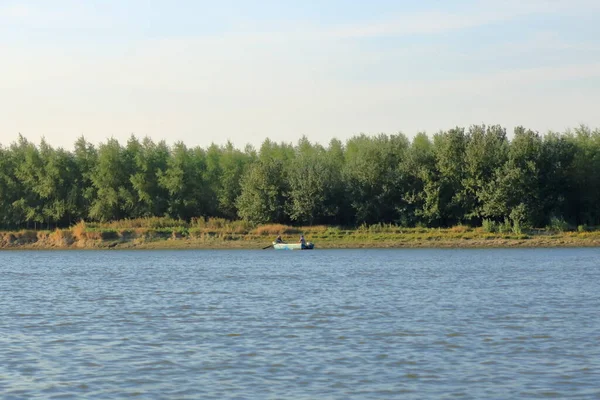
[2,233,600,250]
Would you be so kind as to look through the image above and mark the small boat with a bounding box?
[272,242,315,250]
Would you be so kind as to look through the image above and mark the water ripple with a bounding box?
[1,248,600,399]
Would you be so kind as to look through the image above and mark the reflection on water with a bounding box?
[1,248,599,399]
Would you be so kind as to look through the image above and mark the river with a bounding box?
[1,248,599,399]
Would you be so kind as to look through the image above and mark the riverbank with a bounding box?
[1,220,600,249]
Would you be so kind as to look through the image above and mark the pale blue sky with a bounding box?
[1,0,599,149]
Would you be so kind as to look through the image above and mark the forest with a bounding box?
[0,124,599,231]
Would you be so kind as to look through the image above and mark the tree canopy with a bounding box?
[1,125,599,229]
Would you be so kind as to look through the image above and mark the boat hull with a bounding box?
[272,242,314,250]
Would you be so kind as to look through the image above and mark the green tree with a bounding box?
[538,132,576,224]
[73,136,98,221]
[89,138,134,221]
[398,132,435,226]
[158,142,206,220]
[287,137,339,225]
[217,142,254,219]
[10,135,44,228]
[37,140,79,227]
[566,125,600,225]
[236,157,288,224]
[420,128,468,226]
[343,133,408,224]
[324,138,349,225]
[0,145,18,228]
[479,126,543,226]
[127,136,170,217]
[462,125,509,224]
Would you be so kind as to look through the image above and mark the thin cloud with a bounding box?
[317,0,599,39]
[0,3,36,19]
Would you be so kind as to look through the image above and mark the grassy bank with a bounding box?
[2,217,600,250]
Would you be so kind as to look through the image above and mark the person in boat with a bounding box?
[275,235,284,244]
[299,235,306,246]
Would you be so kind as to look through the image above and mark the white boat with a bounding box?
[272,242,314,250]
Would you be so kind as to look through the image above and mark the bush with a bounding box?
[548,216,569,232]
[171,227,189,237]
[482,219,497,233]
[100,230,119,240]
[577,224,588,232]
[510,204,529,235]
[499,218,512,234]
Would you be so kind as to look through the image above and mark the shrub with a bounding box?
[577,224,588,232]
[188,228,203,238]
[100,230,119,240]
[72,220,87,240]
[482,219,497,233]
[499,218,512,234]
[512,220,522,235]
[171,227,189,237]
[510,204,529,235]
[548,216,569,232]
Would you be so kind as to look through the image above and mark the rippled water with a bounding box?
[1,248,600,399]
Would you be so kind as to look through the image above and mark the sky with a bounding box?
[1,0,600,150]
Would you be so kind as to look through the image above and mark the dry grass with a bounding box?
[51,229,74,246]
[72,220,87,241]
[91,217,186,230]
[252,224,301,235]
[449,224,472,233]
[192,217,253,234]
[303,225,329,233]
[19,230,39,242]
[2,217,600,250]
[84,231,103,240]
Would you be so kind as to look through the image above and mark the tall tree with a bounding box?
[566,125,600,225]
[158,142,206,220]
[128,136,170,217]
[479,127,543,226]
[398,132,435,226]
[217,141,254,219]
[343,133,408,224]
[236,157,288,224]
[462,125,509,224]
[287,137,339,225]
[0,145,17,228]
[420,128,468,226]
[10,135,44,228]
[73,136,98,221]
[37,141,79,227]
[89,138,133,221]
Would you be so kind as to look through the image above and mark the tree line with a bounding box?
[0,124,599,230]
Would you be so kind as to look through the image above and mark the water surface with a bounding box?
[1,248,599,399]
